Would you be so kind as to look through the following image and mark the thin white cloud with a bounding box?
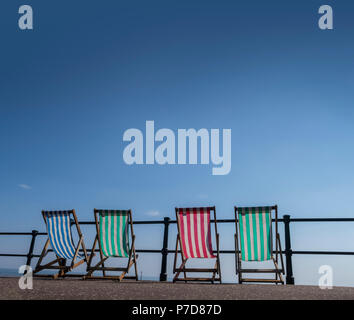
[146,210,160,217]
[18,184,32,190]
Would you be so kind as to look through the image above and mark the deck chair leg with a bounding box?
[182,258,188,283]
[52,258,67,279]
[133,248,138,281]
[173,259,187,282]
[85,257,109,277]
[59,258,67,277]
[173,235,185,283]
[212,258,221,284]
[99,243,107,277]
[234,233,243,283]
[173,260,183,282]
[275,233,285,284]
[34,238,50,273]
[238,254,242,284]
[211,260,217,284]
[173,235,178,272]
[177,234,188,283]
[182,256,188,283]
[118,270,127,282]
[118,239,136,282]
[85,235,102,279]
[70,236,83,270]
[234,234,238,275]
[273,257,278,282]
[218,259,222,283]
[277,234,285,275]
[87,236,97,270]
[134,258,138,281]
[118,258,136,282]
[35,257,62,274]
[234,208,242,283]
[273,259,284,284]
[123,246,138,281]
[71,259,86,269]
[216,233,222,283]
[100,252,106,277]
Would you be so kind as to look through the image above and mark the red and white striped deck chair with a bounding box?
[173,207,221,283]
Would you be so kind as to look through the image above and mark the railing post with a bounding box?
[159,217,170,281]
[25,230,38,270]
[283,215,294,284]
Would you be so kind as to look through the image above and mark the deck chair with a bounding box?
[34,210,90,279]
[173,207,221,283]
[85,209,138,281]
[234,205,285,284]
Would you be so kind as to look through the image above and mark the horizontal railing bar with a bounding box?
[3,217,354,235]
[289,218,354,222]
[0,232,33,236]
[78,220,169,225]
[3,249,354,257]
[2,216,354,236]
[292,250,354,255]
[0,254,29,257]
[0,232,46,236]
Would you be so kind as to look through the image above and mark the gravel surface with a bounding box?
[1,277,354,300]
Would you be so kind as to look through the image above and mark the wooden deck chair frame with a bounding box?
[234,205,285,284]
[84,209,138,281]
[173,206,221,283]
[34,209,90,279]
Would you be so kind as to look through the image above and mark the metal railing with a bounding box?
[2,215,354,284]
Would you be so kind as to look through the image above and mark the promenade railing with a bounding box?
[2,215,354,284]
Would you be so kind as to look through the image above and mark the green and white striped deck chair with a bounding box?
[85,209,138,281]
[234,205,285,284]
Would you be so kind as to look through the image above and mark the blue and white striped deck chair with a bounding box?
[34,210,90,278]
[234,205,285,284]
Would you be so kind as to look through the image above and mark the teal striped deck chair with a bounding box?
[234,205,285,284]
[34,209,91,279]
[85,209,138,281]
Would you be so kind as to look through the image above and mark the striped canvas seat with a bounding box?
[98,210,130,258]
[177,207,215,258]
[44,211,78,259]
[237,207,272,261]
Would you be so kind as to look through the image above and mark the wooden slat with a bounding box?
[174,277,221,282]
[174,268,217,273]
[37,266,69,270]
[241,278,284,283]
[88,267,128,272]
[239,269,280,273]
[84,275,136,280]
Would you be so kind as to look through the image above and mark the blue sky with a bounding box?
[1,0,354,285]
